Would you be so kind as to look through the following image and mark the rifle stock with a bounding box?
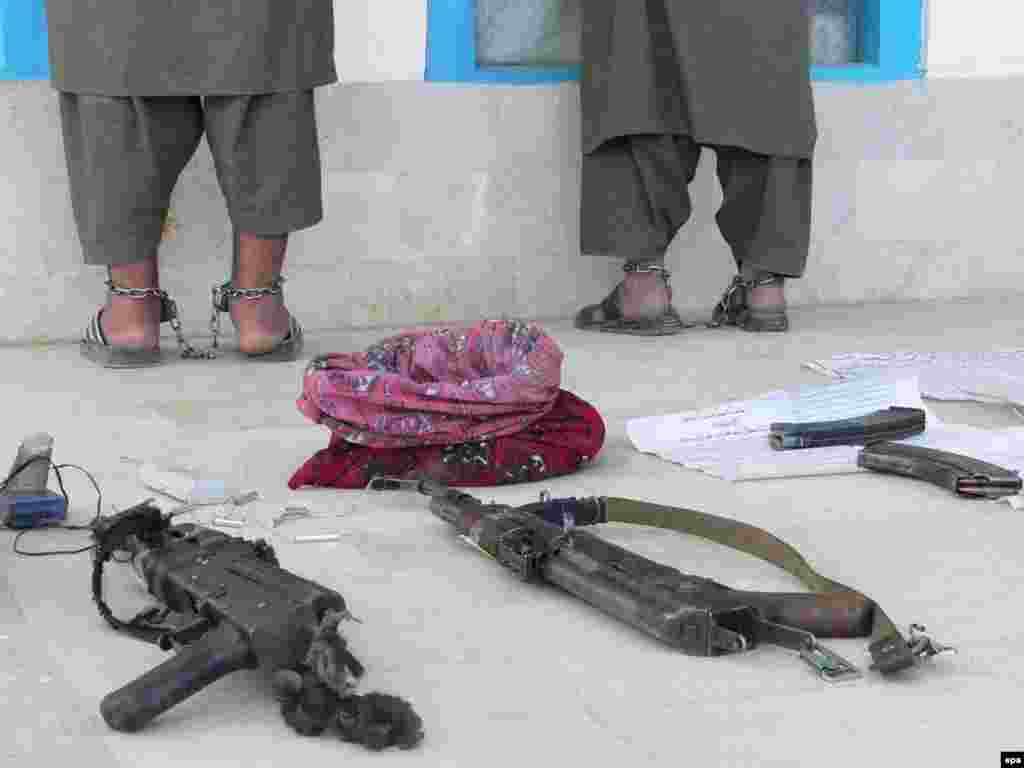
[100,621,257,732]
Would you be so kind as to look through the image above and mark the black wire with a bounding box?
[4,457,104,557]
[0,455,49,493]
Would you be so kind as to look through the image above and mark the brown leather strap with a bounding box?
[600,497,923,673]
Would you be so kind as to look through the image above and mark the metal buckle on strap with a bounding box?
[710,625,749,654]
[799,641,863,683]
[756,618,863,683]
[870,625,956,675]
[906,624,957,662]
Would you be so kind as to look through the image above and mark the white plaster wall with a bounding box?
[926,0,1024,77]
[334,0,428,82]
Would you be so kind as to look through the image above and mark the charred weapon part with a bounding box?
[769,407,926,451]
[89,499,423,750]
[858,442,1022,499]
[368,477,955,683]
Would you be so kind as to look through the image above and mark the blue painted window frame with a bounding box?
[0,0,49,79]
[425,0,926,84]
[3,0,924,83]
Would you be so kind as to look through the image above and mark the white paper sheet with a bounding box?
[627,375,929,453]
[804,350,1024,407]
[625,398,763,450]
[626,374,1024,512]
[627,375,933,481]
[746,374,934,426]
[628,369,1024,506]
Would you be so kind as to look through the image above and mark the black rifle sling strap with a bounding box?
[92,554,176,646]
[598,498,920,674]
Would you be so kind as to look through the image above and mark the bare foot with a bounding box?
[620,271,671,320]
[748,278,786,309]
[100,295,161,349]
[228,232,295,355]
[101,259,162,349]
[229,291,293,355]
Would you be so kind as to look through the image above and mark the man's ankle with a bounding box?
[739,263,785,283]
[621,266,670,319]
[108,259,159,290]
[235,232,287,289]
[747,278,786,309]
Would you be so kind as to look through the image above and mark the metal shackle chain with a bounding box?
[106,277,284,360]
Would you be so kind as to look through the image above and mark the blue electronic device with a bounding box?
[1,433,68,529]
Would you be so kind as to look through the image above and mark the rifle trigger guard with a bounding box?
[129,608,213,651]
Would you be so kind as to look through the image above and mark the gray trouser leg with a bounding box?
[59,93,204,266]
[203,91,323,237]
[580,134,700,266]
[713,146,813,278]
[58,90,323,267]
[581,133,813,277]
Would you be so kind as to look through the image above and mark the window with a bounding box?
[0,0,49,79]
[426,0,926,84]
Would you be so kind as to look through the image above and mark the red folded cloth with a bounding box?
[291,320,604,488]
[290,389,605,489]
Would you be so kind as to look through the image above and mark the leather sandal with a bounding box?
[575,264,692,336]
[211,276,304,361]
[709,273,789,332]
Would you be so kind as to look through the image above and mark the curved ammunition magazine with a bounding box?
[857,442,1022,498]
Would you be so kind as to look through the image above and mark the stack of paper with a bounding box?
[627,373,1024,502]
[804,350,1024,409]
[627,375,934,482]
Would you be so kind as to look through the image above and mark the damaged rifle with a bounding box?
[368,476,954,683]
[90,499,423,749]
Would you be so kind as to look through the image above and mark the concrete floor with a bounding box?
[3,296,1023,768]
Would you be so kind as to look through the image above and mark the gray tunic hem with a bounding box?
[49,74,338,98]
[583,124,816,162]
